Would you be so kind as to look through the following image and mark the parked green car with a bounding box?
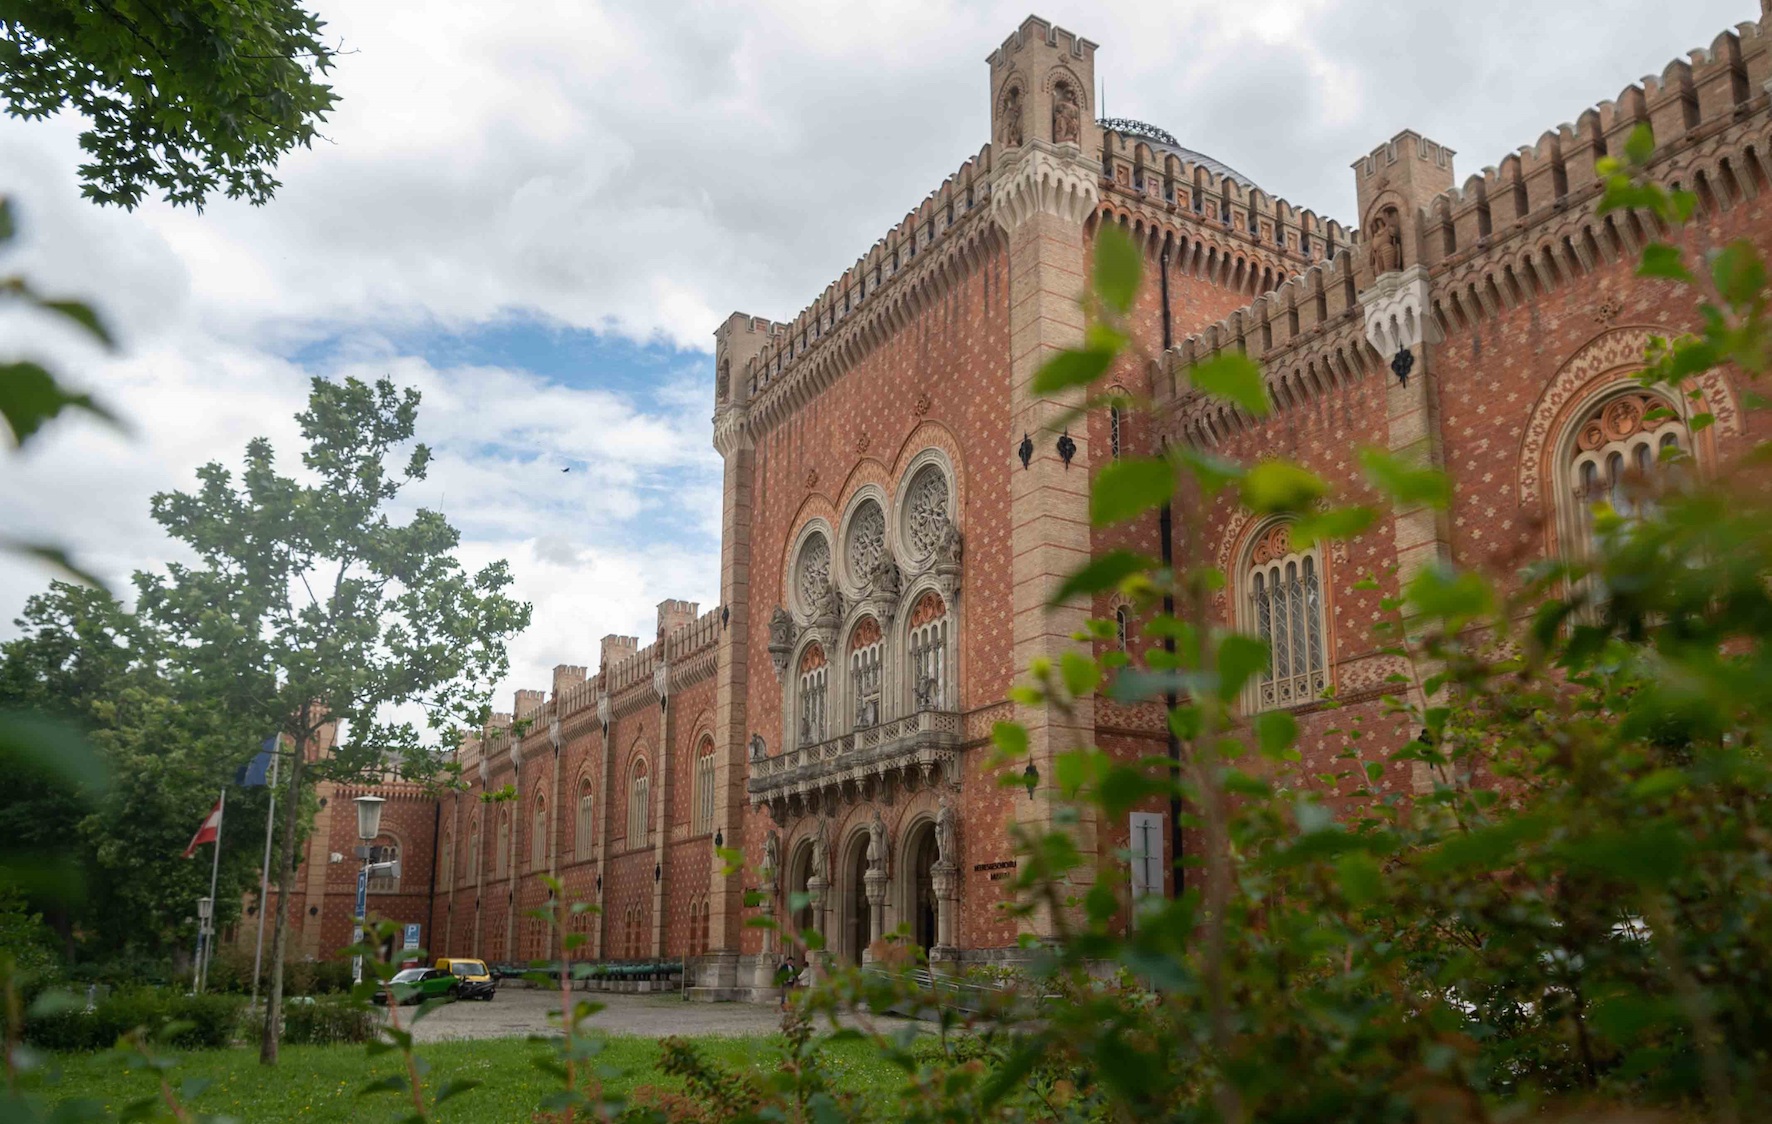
[373,967,459,1006]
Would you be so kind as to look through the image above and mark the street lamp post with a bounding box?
[195,896,214,993]
[352,795,386,986]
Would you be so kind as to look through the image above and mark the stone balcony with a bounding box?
[748,709,962,819]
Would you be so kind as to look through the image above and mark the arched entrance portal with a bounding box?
[903,821,939,958]
[786,840,815,945]
[846,839,870,965]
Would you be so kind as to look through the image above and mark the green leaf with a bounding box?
[1405,564,1495,624]
[1359,448,1452,509]
[1336,853,1383,905]
[358,1075,409,1097]
[1239,460,1328,514]
[1623,122,1655,166]
[992,721,1028,759]
[1091,457,1174,525]
[1188,352,1270,416]
[1093,224,1142,314]
[1252,710,1298,759]
[1059,652,1098,698]
[1637,243,1694,284]
[0,361,119,447]
[1175,445,1245,494]
[1711,240,1766,308]
[1289,505,1376,548]
[0,198,13,243]
[1216,634,1270,701]
[33,299,116,348]
[432,1078,481,1107]
[0,711,109,797]
[1049,550,1155,605]
[1032,348,1115,395]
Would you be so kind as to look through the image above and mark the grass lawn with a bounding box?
[38,1034,906,1122]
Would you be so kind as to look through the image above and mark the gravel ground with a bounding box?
[401,987,919,1043]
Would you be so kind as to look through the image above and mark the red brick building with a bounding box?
[283,5,1772,998]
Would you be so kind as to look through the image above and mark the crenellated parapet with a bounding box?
[1162,5,1772,445]
[731,147,1002,436]
[1098,122,1348,274]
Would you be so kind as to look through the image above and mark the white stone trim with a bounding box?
[1359,264,1438,356]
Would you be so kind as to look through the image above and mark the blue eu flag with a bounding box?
[234,735,279,787]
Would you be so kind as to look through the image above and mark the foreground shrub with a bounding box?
[24,988,243,1051]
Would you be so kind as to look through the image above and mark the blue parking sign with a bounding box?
[403,923,420,949]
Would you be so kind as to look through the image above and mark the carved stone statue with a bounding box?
[867,810,887,869]
[1369,210,1402,276]
[1052,81,1082,145]
[999,86,1023,148]
[810,819,829,882]
[812,578,844,628]
[868,553,901,605]
[935,797,957,866]
[935,518,964,567]
[749,733,766,762]
[762,831,780,882]
[767,606,796,678]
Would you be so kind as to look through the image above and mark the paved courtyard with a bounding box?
[402,986,919,1043]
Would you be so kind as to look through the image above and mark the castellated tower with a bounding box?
[989,15,1104,937]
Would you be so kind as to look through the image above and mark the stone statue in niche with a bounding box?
[935,517,964,568]
[868,552,901,610]
[762,831,780,883]
[811,819,829,882]
[1369,209,1402,276]
[767,607,796,678]
[811,578,844,628]
[1052,81,1082,145]
[867,810,887,870]
[935,797,957,866]
[999,85,1024,148]
[749,733,767,762]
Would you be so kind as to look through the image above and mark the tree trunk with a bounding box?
[258,738,306,1066]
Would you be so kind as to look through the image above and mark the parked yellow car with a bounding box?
[434,957,496,1000]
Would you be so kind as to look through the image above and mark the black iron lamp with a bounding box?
[654,862,662,883]
[1391,348,1414,388]
[714,827,724,849]
[1018,432,1034,469]
[1022,761,1039,800]
[594,874,602,894]
[1056,430,1076,469]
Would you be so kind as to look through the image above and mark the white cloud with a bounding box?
[0,0,1754,716]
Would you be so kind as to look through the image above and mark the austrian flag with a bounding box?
[183,798,224,859]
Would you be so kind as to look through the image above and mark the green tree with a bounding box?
[0,582,276,967]
[135,375,530,1065]
[0,0,339,209]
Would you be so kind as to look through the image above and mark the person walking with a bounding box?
[775,954,796,1011]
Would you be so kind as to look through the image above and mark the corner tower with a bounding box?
[989,16,1103,939]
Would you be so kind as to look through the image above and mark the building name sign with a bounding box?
[972,859,1018,881]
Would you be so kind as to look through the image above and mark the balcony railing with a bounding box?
[748,710,961,803]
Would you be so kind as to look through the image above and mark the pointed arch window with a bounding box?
[850,617,883,729]
[1109,404,1123,459]
[439,830,453,887]
[495,810,510,879]
[799,645,829,746]
[909,592,951,712]
[627,758,651,850]
[1565,390,1691,550]
[1244,522,1327,710]
[576,780,594,863]
[692,739,716,837]
[468,817,481,882]
[1114,605,1131,652]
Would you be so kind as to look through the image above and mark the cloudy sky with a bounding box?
[0,0,1750,719]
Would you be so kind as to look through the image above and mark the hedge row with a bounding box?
[24,990,245,1052]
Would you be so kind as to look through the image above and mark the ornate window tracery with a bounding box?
[367,834,400,893]
[905,466,950,560]
[627,759,650,850]
[692,739,716,837]
[798,644,829,745]
[1566,390,1690,543]
[794,533,832,616]
[1244,522,1327,710]
[909,592,950,712]
[575,780,594,863]
[850,616,883,729]
[1109,405,1123,460]
[847,501,886,587]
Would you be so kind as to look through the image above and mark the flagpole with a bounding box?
[199,787,226,994]
[250,751,280,1013]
